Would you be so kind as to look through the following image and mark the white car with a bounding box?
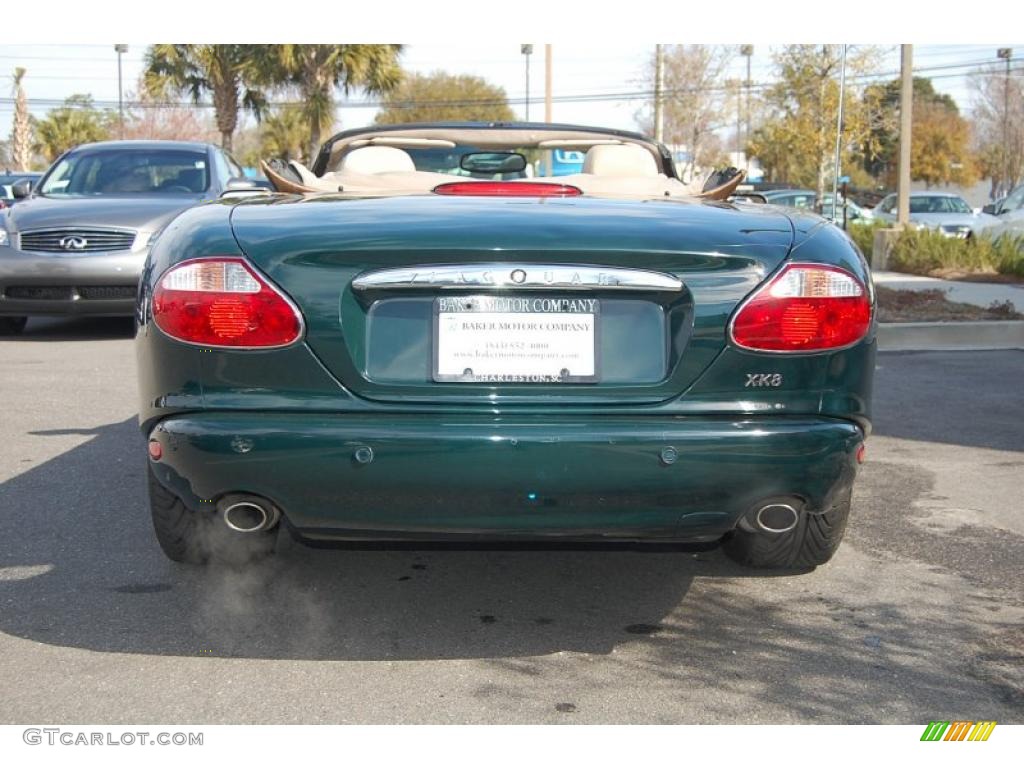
[981,184,1024,244]
[873,191,999,238]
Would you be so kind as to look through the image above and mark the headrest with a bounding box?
[582,144,659,177]
[338,145,416,174]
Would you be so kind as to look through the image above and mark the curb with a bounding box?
[878,321,1024,352]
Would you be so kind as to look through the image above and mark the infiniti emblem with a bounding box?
[59,236,87,250]
[510,269,527,284]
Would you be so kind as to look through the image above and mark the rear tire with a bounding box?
[0,316,28,335]
[147,464,276,565]
[723,490,851,569]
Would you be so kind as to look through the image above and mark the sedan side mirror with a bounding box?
[982,203,997,215]
[11,179,32,199]
[220,177,268,199]
[225,177,260,191]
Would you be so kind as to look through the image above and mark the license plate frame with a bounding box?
[432,295,601,384]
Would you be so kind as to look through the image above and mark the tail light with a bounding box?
[152,257,302,348]
[730,264,872,352]
[433,181,582,197]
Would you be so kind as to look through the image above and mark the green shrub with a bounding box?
[845,220,887,259]
[990,234,1024,277]
[883,227,1024,278]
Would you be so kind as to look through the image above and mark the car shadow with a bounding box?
[6,316,135,342]
[2,417,1020,722]
[0,416,802,663]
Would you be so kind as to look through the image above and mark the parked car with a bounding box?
[980,183,1024,244]
[137,122,874,570]
[761,188,873,224]
[0,140,262,334]
[872,191,999,238]
[0,172,42,208]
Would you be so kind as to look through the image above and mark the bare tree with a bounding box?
[968,63,1024,199]
[121,83,218,143]
[636,45,731,182]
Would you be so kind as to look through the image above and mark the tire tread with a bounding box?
[147,465,276,565]
[723,491,851,569]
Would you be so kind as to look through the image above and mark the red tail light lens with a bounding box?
[433,181,582,197]
[152,258,302,348]
[730,264,872,352]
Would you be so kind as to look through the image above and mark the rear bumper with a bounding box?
[0,245,143,316]
[148,412,863,542]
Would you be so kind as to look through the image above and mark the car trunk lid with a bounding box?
[229,194,794,404]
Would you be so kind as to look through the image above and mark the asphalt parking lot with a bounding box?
[0,317,1021,724]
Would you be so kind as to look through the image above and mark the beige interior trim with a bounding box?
[537,139,624,149]
[348,137,457,149]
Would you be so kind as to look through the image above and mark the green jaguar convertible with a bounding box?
[136,122,875,569]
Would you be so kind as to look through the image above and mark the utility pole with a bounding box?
[653,44,664,143]
[521,45,533,121]
[735,79,741,165]
[897,44,913,227]
[544,44,552,123]
[114,43,128,140]
[740,44,753,165]
[997,47,1012,197]
[831,44,848,223]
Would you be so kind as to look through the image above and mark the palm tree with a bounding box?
[11,68,32,171]
[259,45,403,161]
[259,106,308,163]
[32,95,112,163]
[144,45,266,151]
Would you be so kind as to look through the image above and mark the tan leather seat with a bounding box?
[338,146,416,174]
[582,144,659,177]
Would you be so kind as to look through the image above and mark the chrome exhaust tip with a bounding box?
[218,496,280,534]
[754,502,800,534]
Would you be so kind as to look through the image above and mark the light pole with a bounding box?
[740,44,753,164]
[114,43,128,140]
[997,47,1012,197]
[521,44,533,121]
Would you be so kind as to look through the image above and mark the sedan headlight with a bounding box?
[0,228,9,247]
[940,224,971,239]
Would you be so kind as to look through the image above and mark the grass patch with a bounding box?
[852,224,1024,280]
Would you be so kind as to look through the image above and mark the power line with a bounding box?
[1,57,1020,116]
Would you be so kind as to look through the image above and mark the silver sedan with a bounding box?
[0,140,260,334]
[872,191,999,238]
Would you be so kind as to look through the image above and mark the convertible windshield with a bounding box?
[39,149,210,196]
[909,195,971,214]
[404,146,533,179]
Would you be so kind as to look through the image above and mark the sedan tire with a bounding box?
[147,465,277,565]
[723,490,851,569]
[0,316,27,335]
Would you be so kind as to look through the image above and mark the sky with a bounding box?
[0,43,1020,144]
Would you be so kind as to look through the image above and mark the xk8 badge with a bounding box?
[745,373,783,388]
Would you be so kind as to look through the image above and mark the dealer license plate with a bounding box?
[433,295,599,383]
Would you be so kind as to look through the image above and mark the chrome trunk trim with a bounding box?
[352,264,683,292]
